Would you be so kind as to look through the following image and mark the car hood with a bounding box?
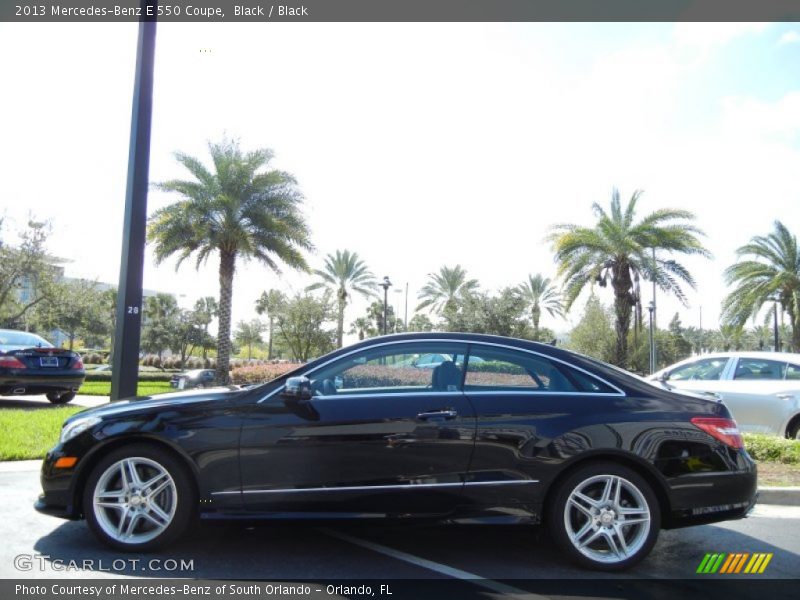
[66,386,245,422]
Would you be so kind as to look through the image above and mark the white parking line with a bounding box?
[320,528,545,598]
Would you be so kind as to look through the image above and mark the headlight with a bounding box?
[60,416,102,444]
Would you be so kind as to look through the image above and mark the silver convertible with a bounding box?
[650,351,800,438]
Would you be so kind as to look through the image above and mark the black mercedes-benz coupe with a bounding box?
[0,329,85,404]
[36,333,757,570]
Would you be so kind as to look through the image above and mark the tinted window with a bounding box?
[0,331,52,348]
[668,358,727,381]
[464,345,613,393]
[786,364,800,380]
[733,358,787,380]
[310,343,467,396]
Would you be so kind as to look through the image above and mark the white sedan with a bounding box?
[650,352,800,438]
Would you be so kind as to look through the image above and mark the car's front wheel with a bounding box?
[83,444,195,551]
[549,462,660,570]
[46,391,75,404]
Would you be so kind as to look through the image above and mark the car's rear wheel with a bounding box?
[46,391,75,404]
[549,462,660,571]
[83,444,195,551]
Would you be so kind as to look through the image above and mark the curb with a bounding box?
[758,486,800,506]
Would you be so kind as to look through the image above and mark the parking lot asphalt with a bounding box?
[1,463,798,587]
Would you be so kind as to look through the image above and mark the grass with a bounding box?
[0,406,84,460]
[78,381,173,396]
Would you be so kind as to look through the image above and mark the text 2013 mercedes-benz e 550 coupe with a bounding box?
[36,333,757,570]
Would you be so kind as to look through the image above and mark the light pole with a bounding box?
[394,288,403,332]
[648,301,655,374]
[772,297,780,351]
[380,276,392,335]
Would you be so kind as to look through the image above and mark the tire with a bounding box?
[83,444,196,552]
[787,420,800,440]
[47,391,76,404]
[548,462,661,571]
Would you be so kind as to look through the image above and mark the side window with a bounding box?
[310,343,467,396]
[464,346,611,393]
[668,358,728,381]
[733,358,787,380]
[786,364,800,380]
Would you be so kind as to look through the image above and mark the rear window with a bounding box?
[0,331,52,347]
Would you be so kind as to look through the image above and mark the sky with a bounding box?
[1,21,799,344]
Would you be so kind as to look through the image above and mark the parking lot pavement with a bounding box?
[1,464,798,585]
[0,394,109,408]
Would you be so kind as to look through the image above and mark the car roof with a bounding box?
[655,350,800,374]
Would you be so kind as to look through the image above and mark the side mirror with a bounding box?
[283,376,313,401]
[658,371,670,382]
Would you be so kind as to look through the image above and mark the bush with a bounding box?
[743,434,800,465]
[84,371,174,382]
[230,363,298,385]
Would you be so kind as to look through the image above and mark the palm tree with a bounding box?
[517,274,563,341]
[234,319,265,360]
[416,265,479,315]
[193,296,218,359]
[306,249,377,348]
[255,289,287,359]
[549,189,709,367]
[722,221,800,352]
[148,138,312,384]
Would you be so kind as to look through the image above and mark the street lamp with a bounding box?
[394,288,404,332]
[648,302,656,374]
[771,296,781,352]
[380,276,392,335]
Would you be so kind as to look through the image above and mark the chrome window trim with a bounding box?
[258,337,624,403]
[212,479,539,496]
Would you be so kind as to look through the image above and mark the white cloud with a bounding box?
[777,30,800,45]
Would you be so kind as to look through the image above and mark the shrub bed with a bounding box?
[231,363,299,384]
[742,433,800,465]
[84,371,174,382]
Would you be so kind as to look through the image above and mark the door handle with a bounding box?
[417,409,458,421]
[777,394,793,400]
[701,391,722,401]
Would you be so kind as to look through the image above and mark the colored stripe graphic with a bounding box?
[697,552,773,574]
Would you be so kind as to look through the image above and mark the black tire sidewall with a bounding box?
[83,444,196,552]
[549,461,661,571]
[47,391,75,404]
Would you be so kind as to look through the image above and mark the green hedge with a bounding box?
[743,434,800,465]
[84,371,174,382]
[467,360,526,375]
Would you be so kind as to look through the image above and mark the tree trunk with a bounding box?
[268,316,274,360]
[68,333,75,351]
[336,296,346,348]
[612,263,634,368]
[532,304,541,341]
[216,250,236,385]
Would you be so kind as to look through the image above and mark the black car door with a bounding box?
[238,341,476,515]
[461,343,623,514]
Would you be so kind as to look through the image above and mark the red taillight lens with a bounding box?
[691,417,744,449]
[71,358,84,370]
[0,356,26,369]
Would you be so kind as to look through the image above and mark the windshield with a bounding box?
[0,331,53,348]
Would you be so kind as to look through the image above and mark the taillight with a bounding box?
[0,356,26,369]
[71,358,84,370]
[691,417,744,449]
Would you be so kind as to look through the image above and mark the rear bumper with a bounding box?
[0,374,84,395]
[664,456,758,528]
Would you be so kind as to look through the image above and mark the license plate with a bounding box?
[39,356,59,367]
